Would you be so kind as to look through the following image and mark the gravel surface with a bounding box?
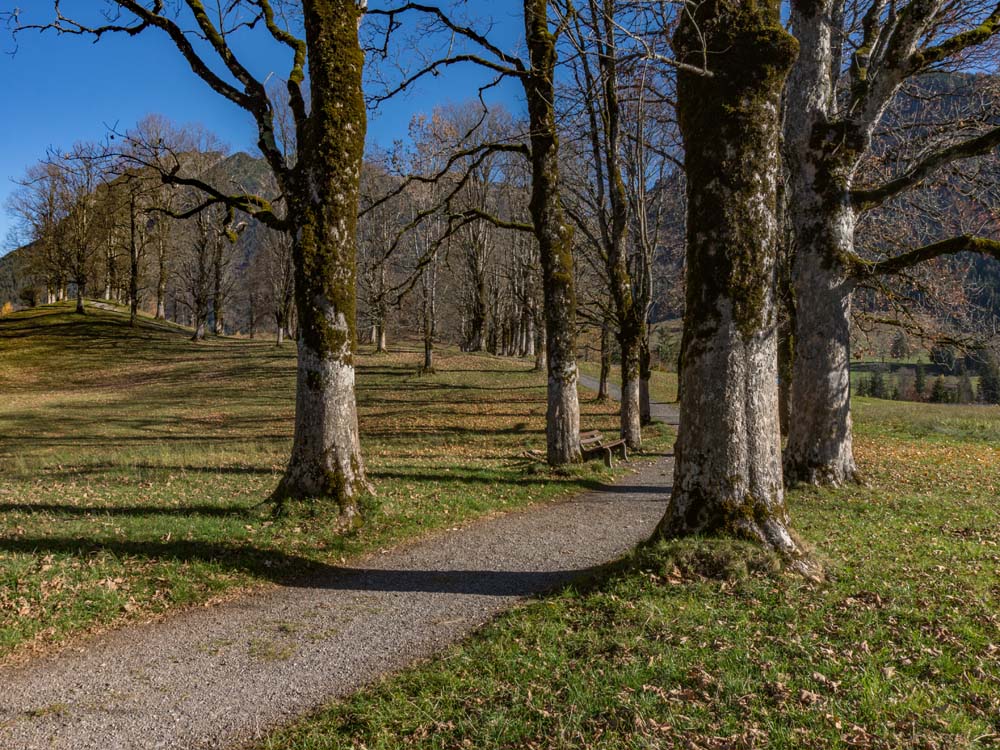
[0,392,677,750]
[577,374,680,427]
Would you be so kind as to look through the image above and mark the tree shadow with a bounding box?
[0,535,596,596]
[0,502,253,518]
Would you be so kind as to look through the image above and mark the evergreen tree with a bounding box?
[930,375,949,404]
[978,357,1000,404]
[914,362,926,398]
[856,374,870,397]
[870,369,887,399]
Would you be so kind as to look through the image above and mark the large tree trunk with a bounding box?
[656,0,804,559]
[524,0,581,465]
[781,0,860,486]
[155,242,167,320]
[533,314,546,372]
[469,277,488,352]
[421,260,437,372]
[784,203,859,484]
[275,1,369,515]
[619,327,642,450]
[525,311,536,358]
[212,258,225,336]
[75,278,85,315]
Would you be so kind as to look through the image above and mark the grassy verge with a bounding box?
[260,398,1000,749]
[577,361,679,405]
[0,303,670,660]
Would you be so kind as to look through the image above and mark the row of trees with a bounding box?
[8,0,999,567]
[7,120,295,342]
[857,355,1000,403]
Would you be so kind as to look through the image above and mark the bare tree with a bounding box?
[56,143,109,315]
[559,0,677,449]
[367,1,583,465]
[8,161,71,304]
[783,0,1000,485]
[18,1,374,513]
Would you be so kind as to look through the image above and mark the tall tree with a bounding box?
[783,0,1000,485]
[20,1,373,513]
[367,2,583,464]
[654,0,812,566]
[56,143,108,315]
[560,0,673,449]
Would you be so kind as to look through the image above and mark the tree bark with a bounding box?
[598,321,611,401]
[212,242,225,336]
[524,0,581,465]
[75,279,85,315]
[656,0,805,559]
[780,0,860,486]
[619,325,642,450]
[469,276,488,352]
[784,204,859,484]
[533,313,546,372]
[274,1,369,515]
[639,339,652,425]
[155,238,167,320]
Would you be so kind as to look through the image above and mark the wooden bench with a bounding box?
[522,431,629,467]
[580,429,628,468]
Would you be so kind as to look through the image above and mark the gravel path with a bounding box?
[576,374,679,427]
[0,388,677,750]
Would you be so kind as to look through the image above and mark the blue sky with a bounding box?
[0,3,524,250]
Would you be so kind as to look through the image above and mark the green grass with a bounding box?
[0,302,671,660]
[259,399,1000,749]
[577,361,679,405]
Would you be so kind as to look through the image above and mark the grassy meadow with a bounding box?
[0,302,670,660]
[259,401,1000,748]
[577,361,679,405]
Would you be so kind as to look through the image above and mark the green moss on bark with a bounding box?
[675,0,798,341]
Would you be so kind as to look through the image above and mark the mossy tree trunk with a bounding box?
[655,0,805,558]
[523,0,582,465]
[619,320,642,449]
[782,0,1000,486]
[274,2,369,515]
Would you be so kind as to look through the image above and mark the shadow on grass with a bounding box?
[0,502,254,518]
[1,463,280,482]
[0,535,597,595]
[0,473,671,589]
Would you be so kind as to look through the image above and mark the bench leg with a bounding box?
[604,448,613,468]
